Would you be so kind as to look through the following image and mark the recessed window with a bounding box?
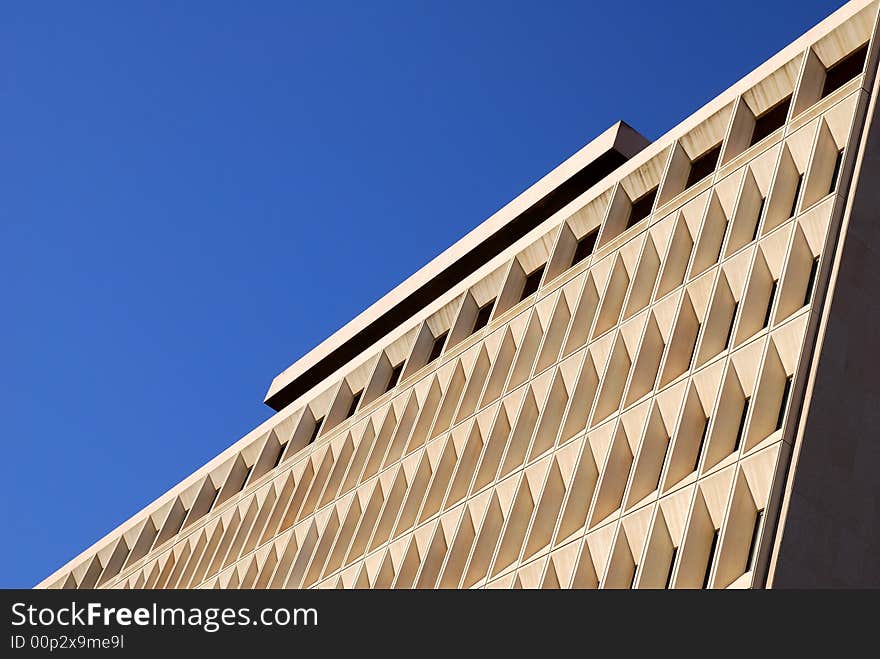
[694,416,710,471]
[790,174,804,218]
[271,443,288,470]
[776,376,793,431]
[472,300,495,334]
[346,389,362,419]
[829,149,844,194]
[703,528,720,589]
[747,509,765,573]
[385,362,404,393]
[804,257,820,307]
[752,196,766,242]
[686,143,722,189]
[751,96,791,146]
[688,323,702,370]
[665,546,678,589]
[655,435,671,492]
[763,280,778,328]
[733,397,750,453]
[427,331,448,364]
[519,265,545,301]
[821,43,868,98]
[627,187,657,229]
[725,302,739,349]
[571,229,599,266]
[308,417,324,445]
[208,486,221,511]
[240,463,254,490]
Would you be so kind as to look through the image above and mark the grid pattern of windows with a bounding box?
[39,2,876,591]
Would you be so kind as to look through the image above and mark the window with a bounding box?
[665,546,678,589]
[821,43,868,98]
[520,265,545,302]
[790,174,804,218]
[829,149,844,194]
[804,257,819,307]
[715,219,729,264]
[688,323,702,369]
[752,197,766,242]
[694,416,710,471]
[776,376,793,431]
[385,362,404,393]
[763,280,778,328]
[686,143,722,189]
[725,302,739,349]
[208,486,221,511]
[308,417,324,445]
[427,331,448,364]
[571,229,599,266]
[472,300,495,334]
[733,397,750,453]
[747,510,765,573]
[703,529,720,589]
[751,96,791,146]
[655,436,671,492]
[241,463,254,490]
[346,390,363,419]
[271,443,288,470]
[627,187,657,229]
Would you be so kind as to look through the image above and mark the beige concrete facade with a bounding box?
[37,0,880,589]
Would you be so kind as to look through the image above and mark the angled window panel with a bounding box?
[369,466,410,553]
[472,399,514,492]
[623,311,664,407]
[663,364,723,491]
[656,205,697,299]
[428,359,467,440]
[689,186,733,278]
[459,489,505,588]
[589,421,634,528]
[570,536,600,589]
[623,232,662,319]
[338,418,378,496]
[402,375,443,457]
[343,481,386,567]
[604,507,652,589]
[522,456,567,560]
[677,466,735,589]
[491,470,539,578]
[535,289,573,373]
[592,331,632,424]
[558,348,600,442]
[454,344,492,424]
[592,254,630,338]
[381,391,420,469]
[391,450,433,540]
[624,385,683,511]
[584,521,618,588]
[361,404,399,482]
[543,541,580,589]
[444,419,486,509]
[555,434,599,544]
[561,272,601,357]
[418,434,459,524]
[527,367,570,462]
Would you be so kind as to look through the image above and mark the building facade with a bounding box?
[39,0,880,589]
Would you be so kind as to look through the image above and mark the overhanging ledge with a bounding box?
[264,121,649,412]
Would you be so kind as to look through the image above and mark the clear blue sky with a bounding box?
[1,0,844,588]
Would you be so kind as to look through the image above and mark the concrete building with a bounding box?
[38,0,880,589]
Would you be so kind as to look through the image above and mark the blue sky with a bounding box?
[1,0,844,588]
